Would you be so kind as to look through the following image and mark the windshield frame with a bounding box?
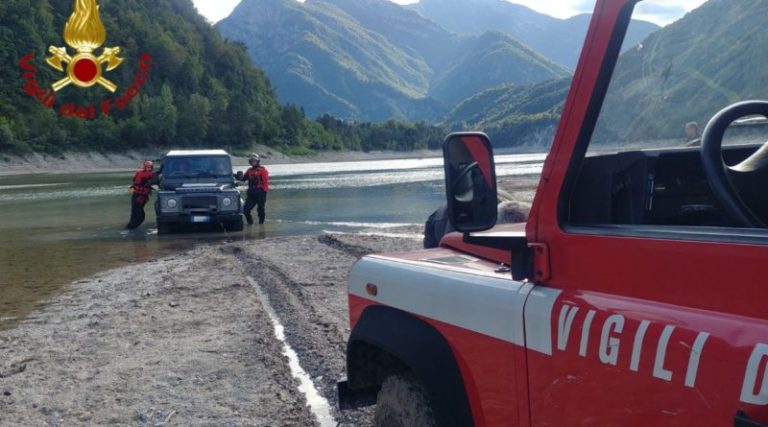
[161,155,234,180]
[550,0,768,242]
[553,0,642,231]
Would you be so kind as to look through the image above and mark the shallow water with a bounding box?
[0,154,543,328]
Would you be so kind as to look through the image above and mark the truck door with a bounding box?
[522,1,768,425]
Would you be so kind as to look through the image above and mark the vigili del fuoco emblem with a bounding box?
[46,0,123,92]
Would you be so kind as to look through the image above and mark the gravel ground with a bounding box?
[233,232,423,426]
[0,232,422,426]
[498,174,540,207]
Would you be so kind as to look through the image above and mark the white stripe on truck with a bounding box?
[349,257,561,354]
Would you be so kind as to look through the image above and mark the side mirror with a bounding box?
[235,171,244,181]
[443,132,498,232]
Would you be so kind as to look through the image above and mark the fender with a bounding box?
[344,305,474,427]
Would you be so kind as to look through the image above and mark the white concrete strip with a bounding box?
[247,276,337,427]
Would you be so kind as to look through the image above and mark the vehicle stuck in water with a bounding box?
[154,150,244,234]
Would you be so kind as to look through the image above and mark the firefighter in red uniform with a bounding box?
[125,160,157,230]
[240,153,270,225]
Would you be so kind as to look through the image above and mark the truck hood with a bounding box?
[161,182,236,192]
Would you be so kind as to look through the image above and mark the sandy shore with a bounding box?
[0,232,423,426]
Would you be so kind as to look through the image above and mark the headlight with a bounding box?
[166,198,177,208]
[222,197,233,207]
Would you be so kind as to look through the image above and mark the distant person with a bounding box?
[126,160,157,230]
[685,122,701,146]
[239,153,270,225]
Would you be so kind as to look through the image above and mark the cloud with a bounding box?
[192,0,241,23]
[501,0,706,26]
[503,0,593,19]
[634,0,707,25]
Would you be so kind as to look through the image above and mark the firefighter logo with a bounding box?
[45,0,123,92]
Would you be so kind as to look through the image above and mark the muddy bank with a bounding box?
[232,231,423,426]
[0,232,422,426]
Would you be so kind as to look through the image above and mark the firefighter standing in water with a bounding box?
[125,160,157,230]
[240,153,270,225]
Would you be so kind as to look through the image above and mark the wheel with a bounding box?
[374,374,436,427]
[225,218,244,232]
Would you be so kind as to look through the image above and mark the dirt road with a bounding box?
[0,232,422,426]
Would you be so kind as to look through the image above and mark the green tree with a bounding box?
[280,104,304,146]
[143,84,178,145]
[178,93,211,146]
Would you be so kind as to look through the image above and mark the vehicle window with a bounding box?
[565,0,768,236]
[590,1,768,153]
[163,156,232,178]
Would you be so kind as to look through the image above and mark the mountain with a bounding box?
[217,0,438,122]
[319,0,459,71]
[216,0,568,122]
[409,0,660,69]
[444,77,570,129]
[443,78,570,148]
[444,0,768,149]
[595,0,768,143]
[429,31,568,105]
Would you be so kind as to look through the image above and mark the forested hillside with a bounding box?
[444,0,768,150]
[410,0,659,69]
[217,0,568,122]
[217,0,441,122]
[429,31,568,105]
[444,78,570,148]
[0,0,445,155]
[594,0,768,144]
[1,0,280,153]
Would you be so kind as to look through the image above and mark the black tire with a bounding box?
[157,223,172,235]
[225,218,244,232]
[374,374,437,427]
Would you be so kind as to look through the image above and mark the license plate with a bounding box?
[191,216,211,223]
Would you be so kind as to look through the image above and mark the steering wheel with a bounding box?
[452,161,478,202]
[701,100,768,228]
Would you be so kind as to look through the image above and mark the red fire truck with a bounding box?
[338,0,768,425]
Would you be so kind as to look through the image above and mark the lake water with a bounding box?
[0,154,544,328]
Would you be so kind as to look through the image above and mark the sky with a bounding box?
[192,0,707,26]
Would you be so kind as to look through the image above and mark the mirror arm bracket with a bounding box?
[462,234,531,281]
